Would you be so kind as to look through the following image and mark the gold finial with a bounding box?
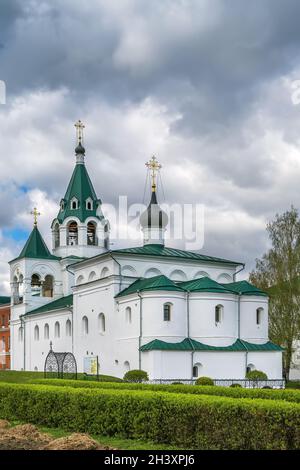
[145,156,161,192]
[30,207,41,227]
[74,119,85,144]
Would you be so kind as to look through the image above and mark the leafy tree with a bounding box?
[250,207,300,379]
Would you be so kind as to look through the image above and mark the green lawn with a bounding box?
[0,370,44,383]
[0,370,121,384]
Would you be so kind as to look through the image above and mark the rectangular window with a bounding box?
[163,304,171,322]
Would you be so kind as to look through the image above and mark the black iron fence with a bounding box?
[148,379,285,388]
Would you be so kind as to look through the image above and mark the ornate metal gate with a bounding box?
[44,342,77,379]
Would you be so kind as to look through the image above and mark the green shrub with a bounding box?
[123,369,148,383]
[195,376,214,386]
[33,378,300,404]
[171,382,183,385]
[246,370,268,381]
[230,383,242,388]
[286,381,300,389]
[0,382,299,449]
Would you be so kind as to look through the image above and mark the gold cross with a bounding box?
[145,156,161,192]
[31,207,41,227]
[74,119,85,144]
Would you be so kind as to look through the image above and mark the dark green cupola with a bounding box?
[56,121,103,224]
[13,225,59,262]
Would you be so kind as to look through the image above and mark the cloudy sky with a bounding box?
[1,0,300,293]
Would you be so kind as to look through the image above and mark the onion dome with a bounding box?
[75,141,85,155]
[140,190,168,229]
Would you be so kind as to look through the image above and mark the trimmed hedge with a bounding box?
[0,382,299,449]
[33,378,300,404]
[82,374,123,383]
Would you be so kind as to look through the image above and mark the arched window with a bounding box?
[125,307,132,324]
[31,274,41,296]
[98,313,105,333]
[86,199,93,210]
[18,327,23,342]
[42,275,54,297]
[54,321,60,338]
[247,363,255,374]
[87,222,97,246]
[18,274,24,299]
[163,303,172,322]
[34,325,39,341]
[44,323,49,340]
[34,366,38,371]
[124,361,130,372]
[82,316,89,336]
[71,198,78,210]
[67,221,78,245]
[193,363,202,378]
[54,223,60,248]
[66,319,72,337]
[256,308,264,325]
[13,275,20,305]
[215,305,223,324]
[104,223,109,250]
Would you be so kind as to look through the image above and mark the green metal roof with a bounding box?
[56,161,102,223]
[116,275,265,298]
[0,296,10,305]
[116,275,184,297]
[178,277,235,294]
[140,338,283,352]
[112,244,242,266]
[24,294,73,316]
[222,281,268,297]
[12,226,59,262]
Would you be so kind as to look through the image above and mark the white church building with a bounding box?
[9,122,283,381]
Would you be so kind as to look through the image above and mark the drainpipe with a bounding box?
[238,293,241,339]
[137,291,142,370]
[66,306,74,354]
[110,254,122,293]
[20,315,26,371]
[191,350,195,382]
[234,265,245,369]
[233,264,245,282]
[186,290,190,338]
[186,290,194,381]
[245,350,248,377]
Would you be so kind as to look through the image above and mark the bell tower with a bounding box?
[51,121,110,259]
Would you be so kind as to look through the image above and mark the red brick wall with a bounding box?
[0,305,10,369]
